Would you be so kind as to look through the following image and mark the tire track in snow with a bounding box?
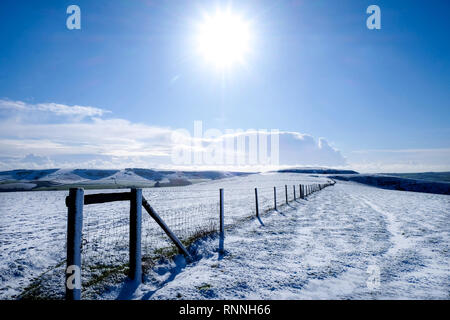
[134,185,388,299]
[358,196,412,256]
[338,183,450,299]
[102,181,449,300]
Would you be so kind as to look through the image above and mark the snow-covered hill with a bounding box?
[278,167,358,174]
[0,168,250,191]
[330,174,450,195]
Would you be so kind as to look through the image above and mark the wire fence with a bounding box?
[16,175,334,299]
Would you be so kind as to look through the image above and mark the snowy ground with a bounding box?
[0,174,448,299]
[112,181,449,300]
[0,172,326,299]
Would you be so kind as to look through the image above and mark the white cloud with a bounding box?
[5,100,447,173]
[35,102,108,117]
[0,99,348,170]
[278,132,346,166]
[0,99,109,118]
[348,148,450,173]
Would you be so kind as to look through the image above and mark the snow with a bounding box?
[0,172,324,299]
[127,181,448,300]
[98,169,154,185]
[0,173,448,300]
[330,174,450,195]
[0,182,37,190]
[41,169,88,184]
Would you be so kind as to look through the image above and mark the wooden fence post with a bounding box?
[219,189,224,235]
[299,184,303,199]
[129,188,142,282]
[285,185,288,204]
[66,188,84,300]
[273,187,277,211]
[293,185,296,201]
[255,188,259,217]
[219,188,224,254]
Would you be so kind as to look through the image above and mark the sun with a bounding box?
[196,9,252,69]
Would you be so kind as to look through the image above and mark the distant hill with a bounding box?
[379,172,450,184]
[278,167,359,174]
[330,174,450,195]
[0,169,59,181]
[0,168,250,192]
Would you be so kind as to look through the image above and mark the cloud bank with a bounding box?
[2,99,447,173]
[0,99,347,171]
[348,148,450,173]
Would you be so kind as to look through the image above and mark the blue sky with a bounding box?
[0,0,449,172]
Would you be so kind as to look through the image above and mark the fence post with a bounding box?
[299,184,302,199]
[66,188,84,300]
[129,188,142,282]
[273,187,277,211]
[219,188,224,254]
[255,188,259,218]
[293,185,296,201]
[285,185,288,204]
[219,188,224,235]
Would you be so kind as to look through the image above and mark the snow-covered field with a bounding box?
[0,173,448,299]
[116,182,449,300]
[0,172,326,299]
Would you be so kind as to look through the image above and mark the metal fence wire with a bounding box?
[18,175,334,299]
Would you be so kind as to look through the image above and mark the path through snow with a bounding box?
[117,182,450,300]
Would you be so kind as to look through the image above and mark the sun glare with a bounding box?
[196,9,252,69]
